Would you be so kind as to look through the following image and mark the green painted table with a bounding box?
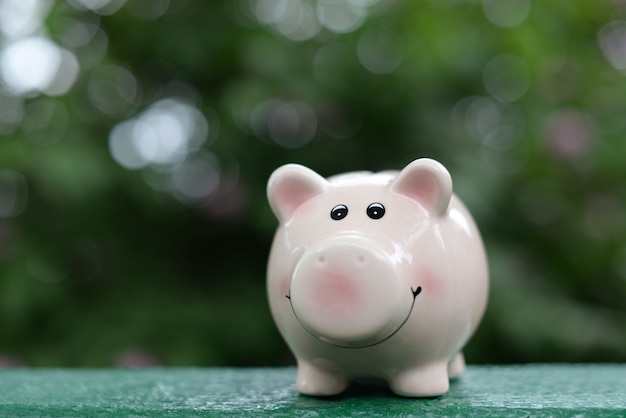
[0,365,624,417]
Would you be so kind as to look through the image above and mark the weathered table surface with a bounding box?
[0,365,624,417]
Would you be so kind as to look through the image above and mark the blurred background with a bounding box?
[0,0,625,367]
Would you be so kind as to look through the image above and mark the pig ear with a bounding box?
[390,158,452,217]
[267,164,328,222]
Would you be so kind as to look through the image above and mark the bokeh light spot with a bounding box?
[171,152,221,202]
[483,54,530,102]
[313,42,354,88]
[598,21,626,71]
[251,99,317,148]
[544,109,594,159]
[67,0,127,15]
[482,0,531,28]
[357,27,404,74]
[0,0,52,39]
[45,48,80,96]
[317,0,365,33]
[250,0,381,40]
[124,0,170,20]
[252,0,319,41]
[458,96,501,142]
[254,0,289,24]
[0,36,79,97]
[60,18,100,49]
[275,0,320,41]
[109,98,209,169]
[88,65,138,117]
[1,37,59,95]
[452,95,526,157]
[109,120,147,169]
[27,257,67,284]
[72,23,109,69]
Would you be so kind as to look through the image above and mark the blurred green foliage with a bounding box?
[0,0,625,367]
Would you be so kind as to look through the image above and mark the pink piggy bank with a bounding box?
[266,158,489,397]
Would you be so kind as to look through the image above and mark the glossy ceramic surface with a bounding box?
[266,158,489,397]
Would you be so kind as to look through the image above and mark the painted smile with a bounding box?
[286,285,422,349]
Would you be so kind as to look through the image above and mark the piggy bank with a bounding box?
[266,158,488,397]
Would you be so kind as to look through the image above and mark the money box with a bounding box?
[266,158,488,397]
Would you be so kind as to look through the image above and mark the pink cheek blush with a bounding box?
[417,269,443,296]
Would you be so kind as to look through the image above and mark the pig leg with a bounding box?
[447,352,466,379]
[296,361,348,396]
[389,362,449,397]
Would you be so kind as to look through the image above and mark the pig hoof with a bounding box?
[296,363,348,396]
[389,364,449,397]
[447,352,466,379]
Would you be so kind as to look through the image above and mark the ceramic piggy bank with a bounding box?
[266,158,488,397]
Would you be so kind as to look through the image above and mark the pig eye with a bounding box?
[367,202,385,219]
[330,204,348,220]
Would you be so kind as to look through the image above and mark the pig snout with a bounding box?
[289,238,415,348]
